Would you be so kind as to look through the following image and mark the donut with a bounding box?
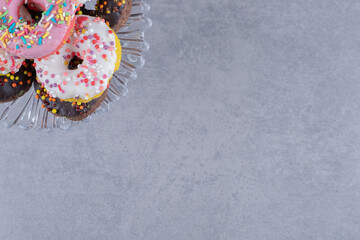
[34,81,109,121]
[0,60,36,103]
[0,46,25,75]
[80,0,132,32]
[34,15,122,120]
[0,0,88,59]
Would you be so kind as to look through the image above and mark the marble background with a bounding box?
[1,0,360,239]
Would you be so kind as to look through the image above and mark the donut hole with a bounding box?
[82,1,96,11]
[68,56,84,70]
[21,2,45,24]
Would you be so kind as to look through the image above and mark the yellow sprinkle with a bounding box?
[43,32,50,38]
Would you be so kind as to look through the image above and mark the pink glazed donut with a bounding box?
[0,0,88,59]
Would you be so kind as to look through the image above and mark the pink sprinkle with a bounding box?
[76,16,89,26]
[63,72,68,76]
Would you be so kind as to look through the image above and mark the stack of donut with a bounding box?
[0,0,132,120]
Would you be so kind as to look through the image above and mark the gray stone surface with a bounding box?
[0,0,360,239]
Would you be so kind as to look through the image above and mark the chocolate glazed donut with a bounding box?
[0,60,36,103]
[34,81,108,121]
[80,0,132,32]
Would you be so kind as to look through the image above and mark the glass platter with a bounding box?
[0,0,152,131]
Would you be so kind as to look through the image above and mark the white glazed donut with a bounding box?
[35,15,121,102]
[0,47,25,75]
